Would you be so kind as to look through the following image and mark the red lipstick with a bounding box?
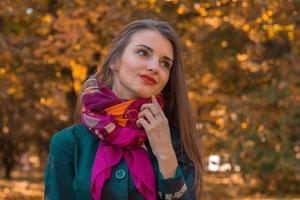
[139,74,157,84]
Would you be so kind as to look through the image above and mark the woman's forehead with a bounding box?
[128,29,174,58]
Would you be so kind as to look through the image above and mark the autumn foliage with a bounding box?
[0,0,299,195]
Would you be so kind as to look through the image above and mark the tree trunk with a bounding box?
[2,138,14,179]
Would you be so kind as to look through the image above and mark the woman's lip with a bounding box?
[139,75,157,84]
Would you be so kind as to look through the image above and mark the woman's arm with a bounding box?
[137,97,196,199]
[44,127,76,200]
[157,126,196,200]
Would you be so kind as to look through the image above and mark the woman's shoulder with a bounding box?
[50,123,90,148]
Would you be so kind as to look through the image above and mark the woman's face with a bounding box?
[111,29,174,99]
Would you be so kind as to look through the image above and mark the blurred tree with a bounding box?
[0,0,299,194]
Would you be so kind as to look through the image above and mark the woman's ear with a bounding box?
[109,58,120,71]
[109,64,116,71]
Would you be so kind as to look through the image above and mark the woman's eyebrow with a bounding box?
[162,56,173,63]
[136,44,173,62]
[136,44,153,52]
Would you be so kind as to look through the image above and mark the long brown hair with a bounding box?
[75,19,203,198]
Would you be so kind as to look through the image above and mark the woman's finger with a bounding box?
[151,95,160,106]
[140,103,162,117]
[138,109,155,123]
[136,118,150,130]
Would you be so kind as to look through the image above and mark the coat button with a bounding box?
[115,169,126,179]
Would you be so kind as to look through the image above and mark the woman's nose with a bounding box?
[146,59,159,73]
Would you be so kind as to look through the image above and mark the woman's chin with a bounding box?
[133,92,153,99]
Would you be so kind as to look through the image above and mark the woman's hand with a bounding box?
[136,95,172,157]
[136,95,178,178]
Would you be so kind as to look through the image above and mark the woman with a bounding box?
[44,19,203,200]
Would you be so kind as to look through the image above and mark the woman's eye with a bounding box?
[161,61,172,69]
[136,49,148,57]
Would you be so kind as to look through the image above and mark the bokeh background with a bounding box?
[0,0,299,199]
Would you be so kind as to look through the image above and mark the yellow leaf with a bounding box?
[185,39,193,48]
[288,31,295,41]
[2,126,9,134]
[7,87,16,95]
[285,24,295,31]
[221,40,228,48]
[148,0,156,5]
[177,4,187,15]
[262,13,269,21]
[242,24,250,32]
[199,8,208,16]
[69,59,87,94]
[41,14,52,23]
[256,17,262,23]
[215,9,222,16]
[0,67,6,75]
[267,9,273,16]
[241,122,248,129]
[273,24,283,31]
[242,1,248,7]
[223,16,229,22]
[236,53,248,62]
[40,97,47,105]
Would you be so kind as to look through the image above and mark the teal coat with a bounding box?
[44,124,196,200]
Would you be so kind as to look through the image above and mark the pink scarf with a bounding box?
[80,78,164,200]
